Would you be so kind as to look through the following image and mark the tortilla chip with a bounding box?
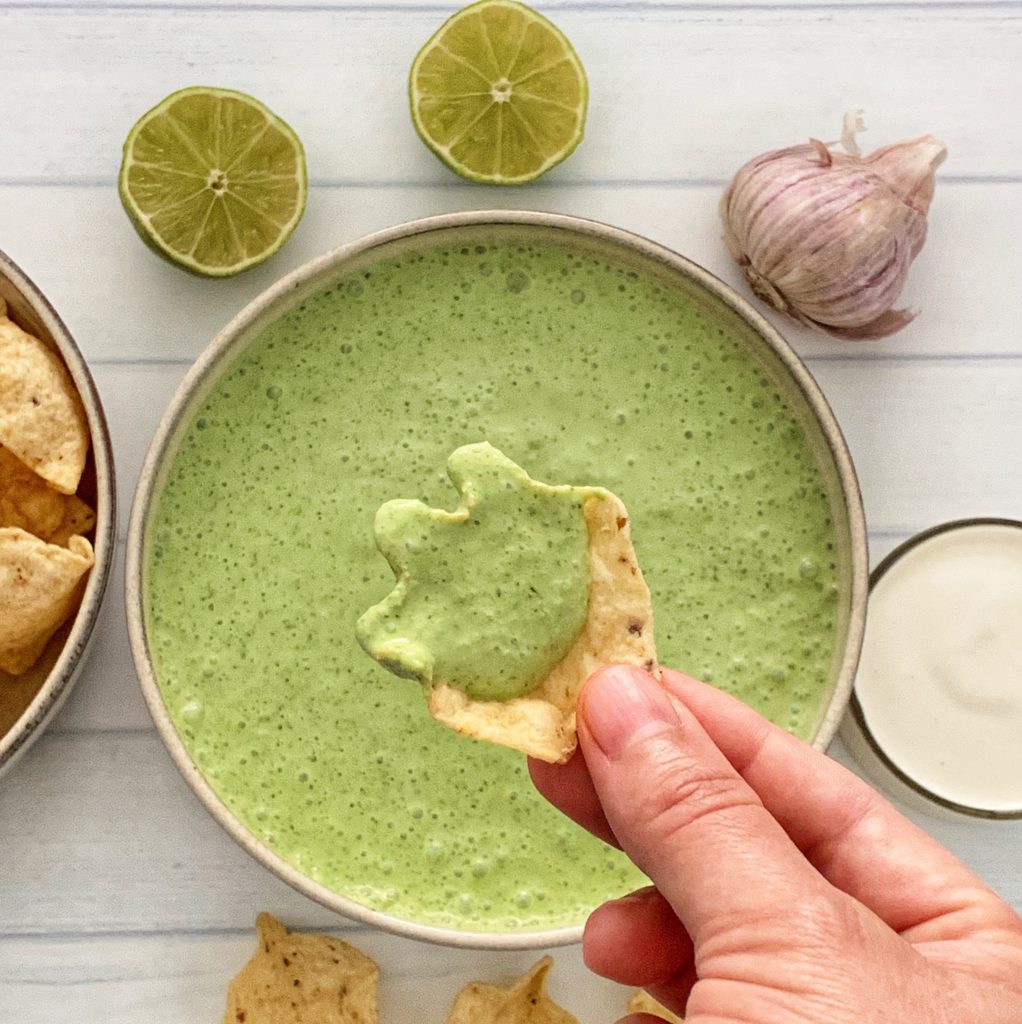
[222,913,379,1024]
[429,489,659,763]
[628,990,685,1022]
[0,528,94,675]
[358,443,660,764]
[0,312,89,495]
[446,957,578,1024]
[0,445,95,546]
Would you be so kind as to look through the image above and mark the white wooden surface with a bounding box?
[2,1,1021,1020]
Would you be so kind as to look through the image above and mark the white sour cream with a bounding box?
[854,522,1022,815]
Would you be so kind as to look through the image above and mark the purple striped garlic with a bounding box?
[720,118,947,340]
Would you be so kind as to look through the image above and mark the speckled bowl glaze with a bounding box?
[0,250,116,779]
[126,211,869,949]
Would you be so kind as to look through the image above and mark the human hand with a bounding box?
[530,665,1022,1023]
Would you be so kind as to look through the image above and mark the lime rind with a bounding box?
[118,86,308,278]
[409,0,588,186]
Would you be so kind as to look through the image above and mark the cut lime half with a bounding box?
[410,0,588,185]
[119,87,307,277]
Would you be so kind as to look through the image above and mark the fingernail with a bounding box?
[580,665,679,760]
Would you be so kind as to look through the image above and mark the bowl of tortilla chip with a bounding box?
[0,250,115,778]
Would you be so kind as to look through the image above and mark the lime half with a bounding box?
[410,0,588,185]
[119,87,307,277]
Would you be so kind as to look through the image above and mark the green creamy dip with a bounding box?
[146,233,840,933]
[356,443,593,701]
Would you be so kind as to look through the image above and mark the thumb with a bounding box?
[577,664,826,943]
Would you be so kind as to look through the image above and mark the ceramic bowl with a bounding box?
[0,250,116,778]
[127,211,868,948]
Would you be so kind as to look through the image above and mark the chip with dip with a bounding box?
[222,913,380,1024]
[445,956,577,1024]
[356,442,658,763]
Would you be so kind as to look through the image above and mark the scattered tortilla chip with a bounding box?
[628,989,685,1022]
[222,913,380,1024]
[0,445,95,546]
[446,957,578,1024]
[0,310,89,495]
[359,444,659,764]
[0,528,95,675]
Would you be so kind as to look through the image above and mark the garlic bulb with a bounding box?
[720,115,947,340]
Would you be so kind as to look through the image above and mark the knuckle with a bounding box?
[628,735,760,847]
[785,889,881,972]
[713,888,857,961]
[789,889,863,945]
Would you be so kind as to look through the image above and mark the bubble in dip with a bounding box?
[853,520,1022,817]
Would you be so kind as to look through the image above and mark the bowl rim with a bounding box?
[0,248,117,777]
[849,516,1022,820]
[125,209,869,949]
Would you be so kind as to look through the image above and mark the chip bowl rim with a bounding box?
[0,249,117,779]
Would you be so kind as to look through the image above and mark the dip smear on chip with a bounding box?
[356,442,659,763]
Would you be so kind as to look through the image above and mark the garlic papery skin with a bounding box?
[720,124,947,340]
